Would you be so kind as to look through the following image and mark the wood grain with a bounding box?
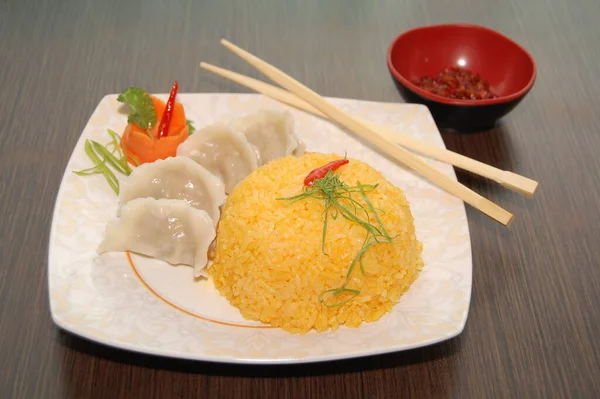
[1,0,599,398]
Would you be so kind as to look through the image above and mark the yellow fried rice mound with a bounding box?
[208,152,423,334]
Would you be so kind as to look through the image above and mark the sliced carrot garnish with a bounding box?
[151,95,166,120]
[120,95,189,165]
[121,124,189,165]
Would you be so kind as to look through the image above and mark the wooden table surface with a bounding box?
[1,0,599,397]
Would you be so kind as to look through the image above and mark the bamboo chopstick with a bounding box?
[200,62,538,198]
[214,39,514,226]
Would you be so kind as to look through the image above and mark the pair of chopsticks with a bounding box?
[200,39,539,226]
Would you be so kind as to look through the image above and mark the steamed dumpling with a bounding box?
[118,156,226,224]
[227,109,303,165]
[176,123,258,193]
[97,198,216,277]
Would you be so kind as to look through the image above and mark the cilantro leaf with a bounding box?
[117,87,157,129]
[186,119,196,135]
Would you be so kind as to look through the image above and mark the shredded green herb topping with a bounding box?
[277,169,395,307]
[73,129,134,194]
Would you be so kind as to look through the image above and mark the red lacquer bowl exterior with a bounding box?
[387,24,536,131]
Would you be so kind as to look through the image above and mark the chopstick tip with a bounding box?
[529,181,539,197]
[500,172,539,198]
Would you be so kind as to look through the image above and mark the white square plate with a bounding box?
[48,93,472,364]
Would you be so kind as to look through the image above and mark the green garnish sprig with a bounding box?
[117,87,157,132]
[278,170,395,307]
[186,119,196,135]
[73,129,136,195]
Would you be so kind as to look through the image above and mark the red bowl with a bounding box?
[387,24,536,131]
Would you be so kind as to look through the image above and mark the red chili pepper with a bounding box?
[304,159,349,186]
[157,80,179,139]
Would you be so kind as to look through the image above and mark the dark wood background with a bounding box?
[1,0,599,397]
